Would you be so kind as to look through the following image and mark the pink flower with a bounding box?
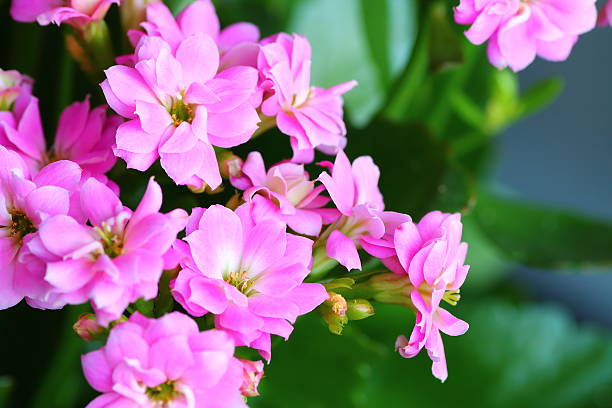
[239,359,264,397]
[0,95,120,180]
[258,33,357,163]
[171,204,328,360]
[102,34,260,189]
[454,0,597,71]
[0,68,33,112]
[10,0,119,28]
[316,150,405,271]
[0,147,84,310]
[138,0,261,70]
[82,312,247,408]
[362,211,470,382]
[230,151,339,236]
[29,177,187,325]
[598,0,612,26]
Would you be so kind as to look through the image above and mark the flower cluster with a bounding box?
[1,0,492,405]
[454,0,598,71]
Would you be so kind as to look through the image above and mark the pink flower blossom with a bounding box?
[0,68,33,112]
[28,177,187,324]
[258,33,357,163]
[171,204,328,360]
[102,34,260,189]
[239,359,264,397]
[230,151,339,236]
[454,0,597,71]
[0,95,120,181]
[362,211,470,382]
[316,150,406,271]
[137,0,261,70]
[82,312,247,408]
[0,147,84,310]
[598,0,612,26]
[10,0,119,28]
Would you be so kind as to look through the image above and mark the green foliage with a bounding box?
[289,0,418,127]
[474,192,612,269]
[254,301,612,408]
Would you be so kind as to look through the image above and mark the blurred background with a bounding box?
[1,0,612,407]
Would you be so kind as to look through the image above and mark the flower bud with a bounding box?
[346,299,375,321]
[218,151,244,179]
[120,0,161,33]
[318,292,348,335]
[73,313,107,341]
[354,273,412,306]
[239,359,264,397]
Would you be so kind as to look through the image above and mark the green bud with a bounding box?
[346,299,375,321]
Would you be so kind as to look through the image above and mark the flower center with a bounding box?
[7,208,36,243]
[167,96,194,127]
[94,225,124,258]
[145,380,180,406]
[225,270,257,296]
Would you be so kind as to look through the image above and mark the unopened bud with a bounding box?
[319,292,348,335]
[218,151,244,179]
[239,359,264,397]
[354,273,412,306]
[120,0,161,33]
[346,299,375,321]
[73,313,107,341]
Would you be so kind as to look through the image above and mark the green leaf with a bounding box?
[288,0,418,127]
[352,300,612,408]
[346,120,474,218]
[474,192,612,269]
[519,76,564,117]
[0,377,13,407]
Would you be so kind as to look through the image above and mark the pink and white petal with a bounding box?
[254,262,309,296]
[45,258,96,292]
[176,34,220,85]
[115,119,163,154]
[80,178,123,226]
[241,219,287,277]
[184,205,243,279]
[435,308,469,337]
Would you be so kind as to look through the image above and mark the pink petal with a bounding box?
[185,205,243,280]
[326,230,361,271]
[176,34,219,85]
[80,178,122,226]
[81,350,113,392]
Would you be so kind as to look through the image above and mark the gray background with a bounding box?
[494,26,612,328]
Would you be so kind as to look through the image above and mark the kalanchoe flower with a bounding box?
[0,147,84,310]
[10,0,119,28]
[102,34,260,189]
[316,150,407,271]
[82,312,247,408]
[454,0,597,71]
[0,95,121,182]
[258,33,357,163]
[137,0,261,70]
[230,151,339,236]
[29,177,187,325]
[362,211,470,382]
[0,68,33,112]
[598,0,612,26]
[239,359,264,397]
[171,204,328,360]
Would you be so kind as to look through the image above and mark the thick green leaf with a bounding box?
[519,77,564,117]
[289,0,418,127]
[352,301,612,408]
[474,193,612,269]
[346,120,474,218]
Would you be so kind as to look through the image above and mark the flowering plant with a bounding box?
[2,0,612,407]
